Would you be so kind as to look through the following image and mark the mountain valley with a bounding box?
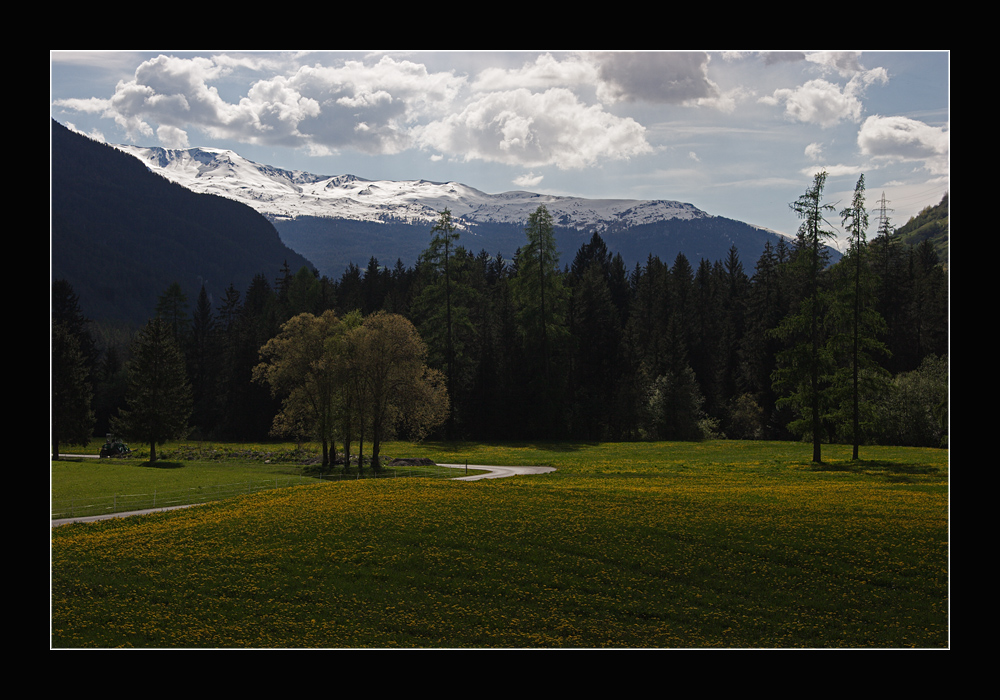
[114,142,802,278]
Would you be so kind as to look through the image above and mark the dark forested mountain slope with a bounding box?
[272,212,799,281]
[51,120,313,326]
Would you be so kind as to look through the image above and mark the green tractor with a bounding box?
[99,434,131,458]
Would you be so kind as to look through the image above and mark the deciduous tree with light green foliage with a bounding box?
[879,354,948,447]
[111,316,193,463]
[344,311,449,472]
[253,310,348,469]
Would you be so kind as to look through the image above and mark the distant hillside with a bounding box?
[895,193,949,267]
[114,139,825,279]
[271,211,795,279]
[51,120,313,326]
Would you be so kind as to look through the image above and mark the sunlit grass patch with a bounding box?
[51,440,948,648]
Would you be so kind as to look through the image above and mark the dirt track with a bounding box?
[50,464,555,527]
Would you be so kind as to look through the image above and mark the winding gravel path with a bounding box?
[50,463,555,527]
[440,464,556,481]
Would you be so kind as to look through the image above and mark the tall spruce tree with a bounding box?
[771,171,836,463]
[52,279,98,456]
[111,316,193,462]
[832,174,890,459]
[869,193,907,373]
[156,282,190,345]
[567,239,620,439]
[412,209,473,435]
[511,205,568,435]
[52,279,98,377]
[52,323,96,459]
[188,284,221,437]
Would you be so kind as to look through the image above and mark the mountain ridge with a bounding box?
[115,143,717,231]
[50,120,313,326]
[113,142,799,277]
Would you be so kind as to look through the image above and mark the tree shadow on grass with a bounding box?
[521,440,601,453]
[138,460,184,469]
[811,459,942,482]
[421,440,599,454]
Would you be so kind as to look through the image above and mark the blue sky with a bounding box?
[50,50,949,252]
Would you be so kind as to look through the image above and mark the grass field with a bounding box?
[51,440,485,518]
[50,440,949,648]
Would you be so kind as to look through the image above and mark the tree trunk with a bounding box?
[371,415,382,473]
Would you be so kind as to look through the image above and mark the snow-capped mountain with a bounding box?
[115,144,710,230]
[113,143,794,277]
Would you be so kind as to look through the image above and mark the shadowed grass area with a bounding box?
[51,440,948,648]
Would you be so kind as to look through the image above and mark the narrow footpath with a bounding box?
[51,464,555,527]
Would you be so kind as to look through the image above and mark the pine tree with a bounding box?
[412,209,473,435]
[51,279,98,456]
[52,279,98,376]
[187,284,221,437]
[215,274,280,441]
[627,254,669,377]
[511,205,569,435]
[719,246,749,407]
[361,257,387,314]
[690,257,723,416]
[567,244,620,439]
[155,282,190,345]
[336,262,363,315]
[286,266,322,317]
[51,323,96,459]
[771,171,836,463]
[111,316,193,462]
[869,193,907,373]
[831,174,890,459]
[471,252,520,439]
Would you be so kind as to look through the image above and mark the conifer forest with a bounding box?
[52,174,949,458]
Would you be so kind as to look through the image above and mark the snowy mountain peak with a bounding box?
[114,144,712,231]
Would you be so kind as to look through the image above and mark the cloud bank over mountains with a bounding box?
[53,51,947,178]
[52,50,948,240]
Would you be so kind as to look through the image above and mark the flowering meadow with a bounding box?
[51,441,948,648]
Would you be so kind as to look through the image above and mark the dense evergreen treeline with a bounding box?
[60,183,948,452]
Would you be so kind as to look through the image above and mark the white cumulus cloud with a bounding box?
[54,53,467,156]
[416,87,652,170]
[857,115,949,174]
[760,58,888,128]
[761,78,865,128]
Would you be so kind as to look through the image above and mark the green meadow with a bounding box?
[50,440,949,648]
